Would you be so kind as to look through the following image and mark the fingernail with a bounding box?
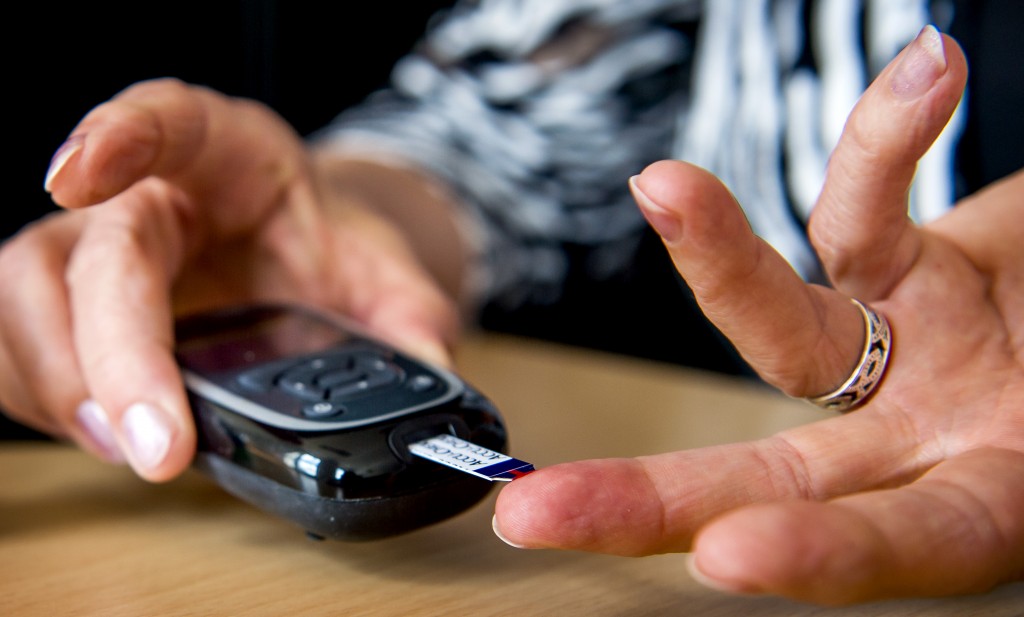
[492,515,530,549]
[629,175,681,243]
[890,25,947,100]
[44,134,85,193]
[121,402,174,473]
[75,399,125,463]
[685,554,756,595]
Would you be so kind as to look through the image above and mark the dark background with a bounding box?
[8,0,1022,241]
[4,1,1023,438]
[7,1,457,240]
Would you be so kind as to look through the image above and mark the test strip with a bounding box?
[409,434,535,482]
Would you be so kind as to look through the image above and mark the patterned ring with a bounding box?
[808,299,892,412]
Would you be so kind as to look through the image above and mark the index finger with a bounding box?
[44,79,207,208]
[493,402,920,556]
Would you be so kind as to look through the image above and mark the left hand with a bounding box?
[493,27,1024,605]
[0,81,458,481]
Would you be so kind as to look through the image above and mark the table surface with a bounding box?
[2,334,1021,616]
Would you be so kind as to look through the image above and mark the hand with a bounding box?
[0,79,459,481]
[493,27,1024,604]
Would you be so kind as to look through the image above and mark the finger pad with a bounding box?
[495,459,666,554]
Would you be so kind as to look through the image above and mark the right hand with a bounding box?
[0,79,459,481]
[494,28,1024,603]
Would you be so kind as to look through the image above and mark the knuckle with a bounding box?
[754,435,819,500]
[116,79,209,175]
[88,78,205,150]
[123,76,190,97]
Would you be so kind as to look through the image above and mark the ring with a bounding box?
[808,298,892,412]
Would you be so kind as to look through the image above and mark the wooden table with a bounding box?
[2,334,1021,615]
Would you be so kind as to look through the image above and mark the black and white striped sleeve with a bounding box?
[315,0,961,312]
[314,0,702,311]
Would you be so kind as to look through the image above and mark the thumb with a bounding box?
[43,79,307,236]
[44,79,208,207]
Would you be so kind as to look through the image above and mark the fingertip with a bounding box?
[47,78,208,208]
[45,117,161,209]
[73,399,126,464]
[357,292,460,370]
[685,553,753,596]
[365,316,454,369]
[67,112,163,208]
[492,466,566,549]
[117,400,195,482]
[630,174,681,243]
[889,25,948,101]
[494,459,669,555]
[396,333,454,370]
[631,160,749,254]
[44,135,86,195]
[633,160,725,216]
[491,514,530,549]
[493,464,601,550]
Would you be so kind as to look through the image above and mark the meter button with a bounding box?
[302,401,347,419]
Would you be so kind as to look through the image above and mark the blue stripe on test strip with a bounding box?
[408,434,535,482]
[475,457,536,481]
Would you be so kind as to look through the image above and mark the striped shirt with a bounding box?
[318,0,961,313]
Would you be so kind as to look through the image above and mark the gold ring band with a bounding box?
[808,299,892,412]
